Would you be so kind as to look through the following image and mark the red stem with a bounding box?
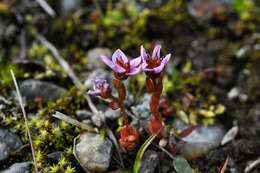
[113,79,129,125]
[149,75,163,120]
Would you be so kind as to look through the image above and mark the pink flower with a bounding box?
[100,49,142,79]
[88,77,111,98]
[141,44,171,77]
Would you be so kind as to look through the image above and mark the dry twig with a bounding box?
[244,158,260,173]
[53,111,95,132]
[35,0,56,17]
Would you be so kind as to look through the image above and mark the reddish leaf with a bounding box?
[168,143,177,156]
[159,97,174,117]
[179,125,199,138]
[109,100,119,110]
[147,116,167,138]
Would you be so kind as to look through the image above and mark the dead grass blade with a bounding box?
[10,69,39,173]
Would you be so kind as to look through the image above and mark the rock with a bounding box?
[76,110,92,121]
[61,0,82,13]
[187,0,232,21]
[19,80,66,101]
[194,139,260,173]
[12,59,46,72]
[176,122,225,160]
[91,114,103,127]
[139,150,159,173]
[0,96,12,117]
[0,129,22,162]
[239,104,260,138]
[0,162,31,173]
[47,151,63,162]
[73,132,113,173]
[131,94,151,119]
[238,66,260,101]
[227,87,240,100]
[221,126,239,145]
[103,109,121,120]
[86,48,111,70]
[0,143,9,161]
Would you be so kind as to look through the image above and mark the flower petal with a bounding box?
[152,44,161,59]
[152,61,166,74]
[126,66,141,75]
[141,45,148,62]
[161,53,171,66]
[100,55,115,69]
[112,49,128,64]
[141,62,148,71]
[130,56,142,67]
[114,64,126,73]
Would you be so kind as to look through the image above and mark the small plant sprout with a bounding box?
[141,44,171,138]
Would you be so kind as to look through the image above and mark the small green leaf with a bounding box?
[133,134,157,173]
[173,157,193,173]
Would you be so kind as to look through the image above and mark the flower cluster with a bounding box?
[100,45,171,79]
[89,44,172,151]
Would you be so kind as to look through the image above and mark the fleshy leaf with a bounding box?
[173,157,193,173]
[109,100,119,110]
[178,125,198,138]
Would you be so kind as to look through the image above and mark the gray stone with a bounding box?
[139,150,159,173]
[62,0,82,13]
[19,80,66,101]
[176,123,225,160]
[131,94,151,119]
[76,110,92,121]
[0,129,22,162]
[12,59,46,72]
[0,162,31,173]
[103,109,121,120]
[0,143,9,161]
[74,132,113,173]
[238,67,260,101]
[91,113,103,127]
[188,0,232,21]
[86,48,111,70]
[47,151,63,161]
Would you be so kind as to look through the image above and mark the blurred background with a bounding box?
[0,0,260,172]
